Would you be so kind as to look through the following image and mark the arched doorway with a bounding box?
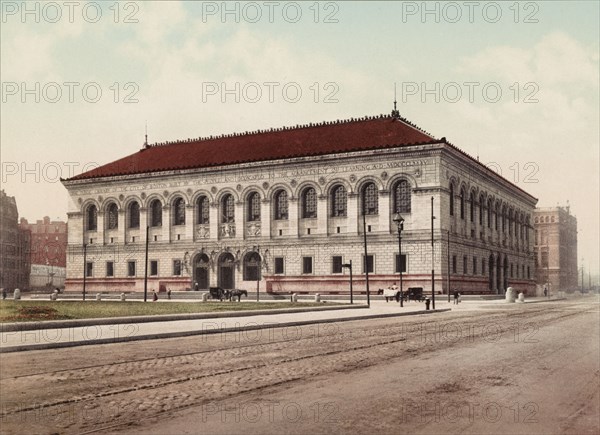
[193,254,210,290]
[218,253,235,289]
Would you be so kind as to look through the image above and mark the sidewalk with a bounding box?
[0,301,450,353]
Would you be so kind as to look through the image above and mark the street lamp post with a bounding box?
[82,243,87,301]
[342,260,353,304]
[393,214,404,307]
[431,196,436,310]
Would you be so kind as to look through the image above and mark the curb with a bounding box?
[0,304,365,333]
[0,308,451,353]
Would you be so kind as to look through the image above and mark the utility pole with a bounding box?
[362,212,370,307]
[82,243,87,301]
[431,196,435,310]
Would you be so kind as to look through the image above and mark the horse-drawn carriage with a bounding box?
[208,287,248,302]
[378,286,425,303]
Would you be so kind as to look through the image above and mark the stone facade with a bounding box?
[534,206,578,292]
[0,190,31,290]
[62,115,537,296]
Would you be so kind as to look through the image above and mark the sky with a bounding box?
[1,1,599,278]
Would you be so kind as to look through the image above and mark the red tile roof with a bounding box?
[68,114,437,181]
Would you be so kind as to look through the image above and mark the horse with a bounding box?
[229,289,248,302]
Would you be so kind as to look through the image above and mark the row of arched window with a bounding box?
[449,184,530,241]
[84,180,413,231]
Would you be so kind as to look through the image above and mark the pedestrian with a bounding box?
[167,289,172,300]
[194,282,199,292]
[453,289,459,305]
[152,290,158,302]
[1,288,6,300]
[544,287,548,297]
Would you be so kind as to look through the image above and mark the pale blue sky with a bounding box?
[1,1,598,276]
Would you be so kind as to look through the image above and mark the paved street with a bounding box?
[0,297,598,434]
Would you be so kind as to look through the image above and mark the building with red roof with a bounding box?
[62,112,537,296]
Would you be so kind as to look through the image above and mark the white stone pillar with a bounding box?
[261,199,271,239]
[347,193,358,235]
[209,203,219,240]
[140,207,148,236]
[97,211,105,244]
[317,195,327,235]
[379,190,391,233]
[234,200,244,240]
[118,210,126,244]
[185,205,194,240]
[162,205,171,243]
[288,198,299,237]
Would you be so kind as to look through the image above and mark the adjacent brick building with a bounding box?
[534,206,578,292]
[19,217,67,289]
[0,190,31,290]
[61,112,537,295]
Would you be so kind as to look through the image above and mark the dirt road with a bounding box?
[1,298,598,434]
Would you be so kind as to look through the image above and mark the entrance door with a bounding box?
[194,254,210,290]
[218,253,235,289]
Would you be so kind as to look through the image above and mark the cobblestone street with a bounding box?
[1,297,598,434]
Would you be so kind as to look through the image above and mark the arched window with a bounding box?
[86,205,97,231]
[196,196,209,224]
[487,199,493,228]
[479,195,485,225]
[459,188,465,219]
[362,183,378,215]
[331,185,347,217]
[274,190,288,220]
[469,192,475,222]
[107,203,118,230]
[509,210,513,236]
[495,203,501,230]
[128,202,140,228]
[150,200,162,227]
[449,183,455,216]
[247,192,261,221]
[243,252,261,281]
[222,194,235,223]
[394,180,411,214]
[173,198,186,225]
[302,187,317,218]
[502,206,507,232]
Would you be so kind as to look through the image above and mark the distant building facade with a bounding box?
[0,190,31,290]
[19,216,67,289]
[534,206,578,292]
[62,113,537,295]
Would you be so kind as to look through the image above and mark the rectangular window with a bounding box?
[363,255,374,274]
[274,257,284,275]
[86,262,93,277]
[332,256,343,274]
[482,259,486,275]
[452,256,457,274]
[173,260,182,276]
[150,260,158,276]
[127,261,136,277]
[106,261,114,277]
[511,263,514,278]
[302,257,313,274]
[527,266,531,279]
[463,256,468,274]
[472,257,477,275]
[395,254,407,273]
